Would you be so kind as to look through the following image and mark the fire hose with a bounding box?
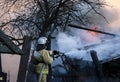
[37,51,64,82]
[38,64,46,82]
[53,52,72,72]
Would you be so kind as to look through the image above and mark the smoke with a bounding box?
[88,37,120,60]
[56,32,80,53]
[56,31,120,61]
[56,28,101,52]
[89,0,120,34]
[105,0,120,33]
[56,25,102,49]
[54,0,120,61]
[56,31,98,60]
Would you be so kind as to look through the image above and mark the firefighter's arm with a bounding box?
[51,50,64,59]
[42,51,53,64]
[49,50,60,55]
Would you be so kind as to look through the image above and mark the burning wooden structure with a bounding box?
[49,24,120,82]
[68,23,120,79]
[13,24,120,82]
[18,24,119,82]
[50,50,120,82]
[68,24,117,37]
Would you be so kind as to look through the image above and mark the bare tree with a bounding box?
[0,0,106,45]
[0,1,108,82]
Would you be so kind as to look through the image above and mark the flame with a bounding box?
[81,25,100,43]
[88,25,98,36]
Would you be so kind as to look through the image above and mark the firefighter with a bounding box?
[34,37,59,82]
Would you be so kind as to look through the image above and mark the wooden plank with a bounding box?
[26,49,36,82]
[0,29,23,55]
[0,44,13,53]
[68,24,116,37]
[101,55,120,64]
[0,54,2,72]
[90,50,105,82]
[17,36,31,82]
[47,37,52,82]
[0,44,23,54]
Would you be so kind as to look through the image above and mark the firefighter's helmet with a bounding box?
[37,37,47,44]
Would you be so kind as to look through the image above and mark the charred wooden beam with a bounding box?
[17,36,31,82]
[0,42,23,54]
[101,55,120,64]
[68,24,116,37]
[0,54,2,72]
[90,50,105,82]
[0,29,24,55]
[0,44,14,54]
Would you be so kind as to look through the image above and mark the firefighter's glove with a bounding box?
[53,50,60,55]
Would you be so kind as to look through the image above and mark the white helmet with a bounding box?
[37,37,47,44]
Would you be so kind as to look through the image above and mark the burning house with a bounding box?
[49,24,120,82]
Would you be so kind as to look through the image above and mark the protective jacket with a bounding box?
[35,49,53,74]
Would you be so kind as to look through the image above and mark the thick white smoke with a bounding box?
[56,32,80,53]
[55,0,120,61]
[56,32,94,60]
[56,31,120,61]
[89,0,120,34]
